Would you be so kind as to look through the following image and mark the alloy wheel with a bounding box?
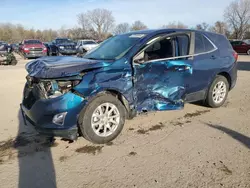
[91,102,120,137]
[212,81,227,104]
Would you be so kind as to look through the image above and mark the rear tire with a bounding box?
[78,93,126,144]
[205,75,229,108]
[247,49,250,55]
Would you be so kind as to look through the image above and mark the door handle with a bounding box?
[210,55,216,60]
[175,66,190,72]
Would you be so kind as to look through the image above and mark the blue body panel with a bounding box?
[133,60,192,112]
[21,29,237,139]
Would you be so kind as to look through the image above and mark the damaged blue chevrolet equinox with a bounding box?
[21,29,238,144]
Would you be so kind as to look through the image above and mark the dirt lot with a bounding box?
[0,54,249,188]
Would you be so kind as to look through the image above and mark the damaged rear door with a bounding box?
[132,32,194,112]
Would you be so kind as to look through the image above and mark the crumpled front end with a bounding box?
[21,75,85,140]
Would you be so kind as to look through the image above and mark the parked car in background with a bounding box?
[19,39,47,59]
[11,43,19,53]
[21,29,237,144]
[0,41,17,65]
[230,40,250,55]
[0,41,8,54]
[43,42,57,56]
[76,39,98,54]
[49,38,77,55]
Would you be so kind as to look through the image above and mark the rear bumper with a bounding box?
[230,62,238,90]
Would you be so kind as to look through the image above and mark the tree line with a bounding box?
[1,0,250,43]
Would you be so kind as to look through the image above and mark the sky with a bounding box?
[0,0,231,30]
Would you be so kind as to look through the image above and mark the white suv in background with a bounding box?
[76,39,98,54]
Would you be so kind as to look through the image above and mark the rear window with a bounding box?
[231,41,242,45]
[195,33,216,54]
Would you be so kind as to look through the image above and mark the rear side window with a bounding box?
[195,33,216,54]
[176,35,189,56]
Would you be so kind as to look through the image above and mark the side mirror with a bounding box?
[134,52,145,64]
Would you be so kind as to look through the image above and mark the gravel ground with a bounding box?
[0,54,249,188]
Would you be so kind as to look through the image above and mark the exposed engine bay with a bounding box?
[25,74,83,100]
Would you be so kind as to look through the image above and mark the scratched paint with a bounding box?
[25,56,192,114]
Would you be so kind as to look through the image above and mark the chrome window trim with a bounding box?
[133,32,218,65]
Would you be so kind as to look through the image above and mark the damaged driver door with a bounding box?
[132,32,194,112]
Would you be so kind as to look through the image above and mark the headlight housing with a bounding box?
[47,80,81,98]
[59,46,64,49]
[24,48,29,51]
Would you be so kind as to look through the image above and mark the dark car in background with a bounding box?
[230,40,250,55]
[43,42,57,56]
[21,29,237,144]
[49,38,77,55]
[11,43,19,53]
[19,39,47,59]
[0,41,8,54]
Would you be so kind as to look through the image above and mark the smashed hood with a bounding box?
[25,56,112,78]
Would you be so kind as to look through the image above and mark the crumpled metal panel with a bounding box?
[134,60,192,112]
[25,56,192,113]
[73,59,135,106]
[25,56,112,78]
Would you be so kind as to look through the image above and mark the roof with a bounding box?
[120,28,219,36]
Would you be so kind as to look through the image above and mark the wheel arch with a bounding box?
[217,71,232,89]
[102,89,135,119]
[80,89,135,120]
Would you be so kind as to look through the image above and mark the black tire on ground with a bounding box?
[205,75,229,108]
[78,93,126,144]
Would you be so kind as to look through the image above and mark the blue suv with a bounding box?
[21,29,238,144]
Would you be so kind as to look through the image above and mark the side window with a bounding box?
[143,37,174,61]
[203,36,215,51]
[176,35,189,56]
[195,33,205,54]
[195,33,215,54]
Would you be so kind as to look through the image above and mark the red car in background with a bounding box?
[19,39,47,59]
[230,40,250,55]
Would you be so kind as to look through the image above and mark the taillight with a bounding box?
[233,51,238,62]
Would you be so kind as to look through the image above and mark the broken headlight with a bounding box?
[48,80,81,99]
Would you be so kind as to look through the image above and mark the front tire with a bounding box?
[247,49,250,55]
[205,75,229,108]
[78,93,126,144]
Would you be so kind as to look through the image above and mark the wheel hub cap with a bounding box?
[91,102,120,137]
[212,81,227,104]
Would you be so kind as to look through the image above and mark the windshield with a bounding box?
[82,41,96,45]
[84,33,146,60]
[56,39,72,44]
[24,40,42,44]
